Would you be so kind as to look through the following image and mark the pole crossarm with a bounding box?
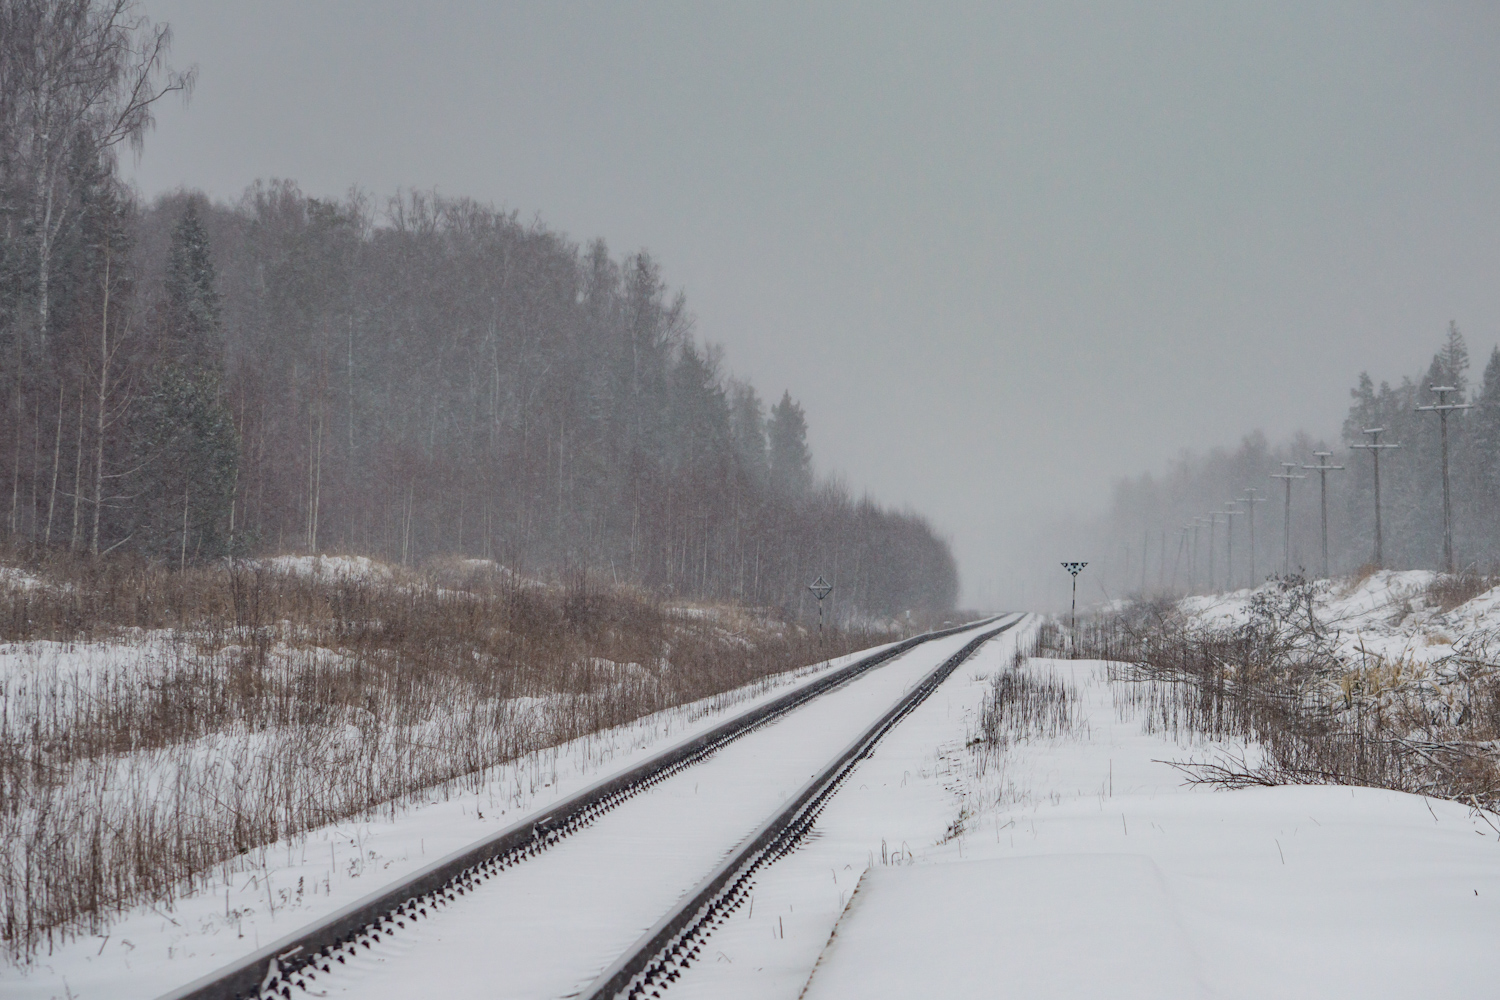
[1414,387,1473,416]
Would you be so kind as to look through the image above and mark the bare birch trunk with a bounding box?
[90,249,112,558]
[70,385,84,551]
[44,383,63,546]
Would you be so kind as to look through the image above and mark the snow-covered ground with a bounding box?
[292,626,1004,1000]
[801,654,1500,999]
[665,617,1498,999]
[1181,569,1500,669]
[11,596,1498,999]
[0,631,930,1000]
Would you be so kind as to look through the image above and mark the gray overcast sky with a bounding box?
[127,2,1500,608]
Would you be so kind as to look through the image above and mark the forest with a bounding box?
[1090,323,1500,596]
[0,1,958,618]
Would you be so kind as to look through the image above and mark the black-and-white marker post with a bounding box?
[1061,561,1088,630]
[808,575,833,634]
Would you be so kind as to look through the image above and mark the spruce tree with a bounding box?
[130,201,239,563]
[768,391,812,497]
[162,201,221,371]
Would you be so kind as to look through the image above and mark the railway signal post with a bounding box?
[808,575,833,633]
[1061,561,1088,629]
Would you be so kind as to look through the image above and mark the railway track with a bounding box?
[161,615,1016,1000]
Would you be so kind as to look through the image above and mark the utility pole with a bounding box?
[1348,427,1400,568]
[1158,528,1167,591]
[1203,514,1225,592]
[1217,508,1239,591]
[1061,562,1088,629]
[1134,530,1146,593]
[1415,387,1472,574]
[1302,451,1344,579]
[1188,521,1201,594]
[1270,463,1305,577]
[1234,488,1269,586]
[1169,527,1187,593]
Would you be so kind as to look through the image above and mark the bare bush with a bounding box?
[1054,579,1500,811]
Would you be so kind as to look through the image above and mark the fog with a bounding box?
[125,2,1500,609]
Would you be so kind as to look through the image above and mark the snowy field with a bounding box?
[802,655,1500,999]
[9,595,1499,999]
[669,616,1499,999]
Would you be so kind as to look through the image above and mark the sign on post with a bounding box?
[808,576,833,633]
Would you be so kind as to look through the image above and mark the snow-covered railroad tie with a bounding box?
[156,616,1014,1000]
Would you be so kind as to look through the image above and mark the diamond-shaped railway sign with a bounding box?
[1061,562,1088,577]
[808,576,833,601]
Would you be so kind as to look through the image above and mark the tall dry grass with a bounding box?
[1040,580,1500,810]
[0,550,901,963]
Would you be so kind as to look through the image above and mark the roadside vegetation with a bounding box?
[1027,573,1500,812]
[0,549,919,964]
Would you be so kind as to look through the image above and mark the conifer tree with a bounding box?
[130,201,238,563]
[162,201,221,371]
[768,391,812,497]
[729,382,768,484]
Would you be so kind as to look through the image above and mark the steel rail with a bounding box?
[159,616,1004,1000]
[580,616,1021,1000]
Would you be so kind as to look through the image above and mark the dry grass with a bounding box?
[1426,568,1500,613]
[976,666,1079,750]
[1045,581,1500,810]
[0,548,902,964]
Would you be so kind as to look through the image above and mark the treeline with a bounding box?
[0,1,958,617]
[1096,324,1500,595]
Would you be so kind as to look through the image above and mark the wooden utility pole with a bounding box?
[1302,452,1344,579]
[1216,509,1239,591]
[1233,489,1269,587]
[1270,463,1305,577]
[1415,388,1471,574]
[1348,427,1400,568]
